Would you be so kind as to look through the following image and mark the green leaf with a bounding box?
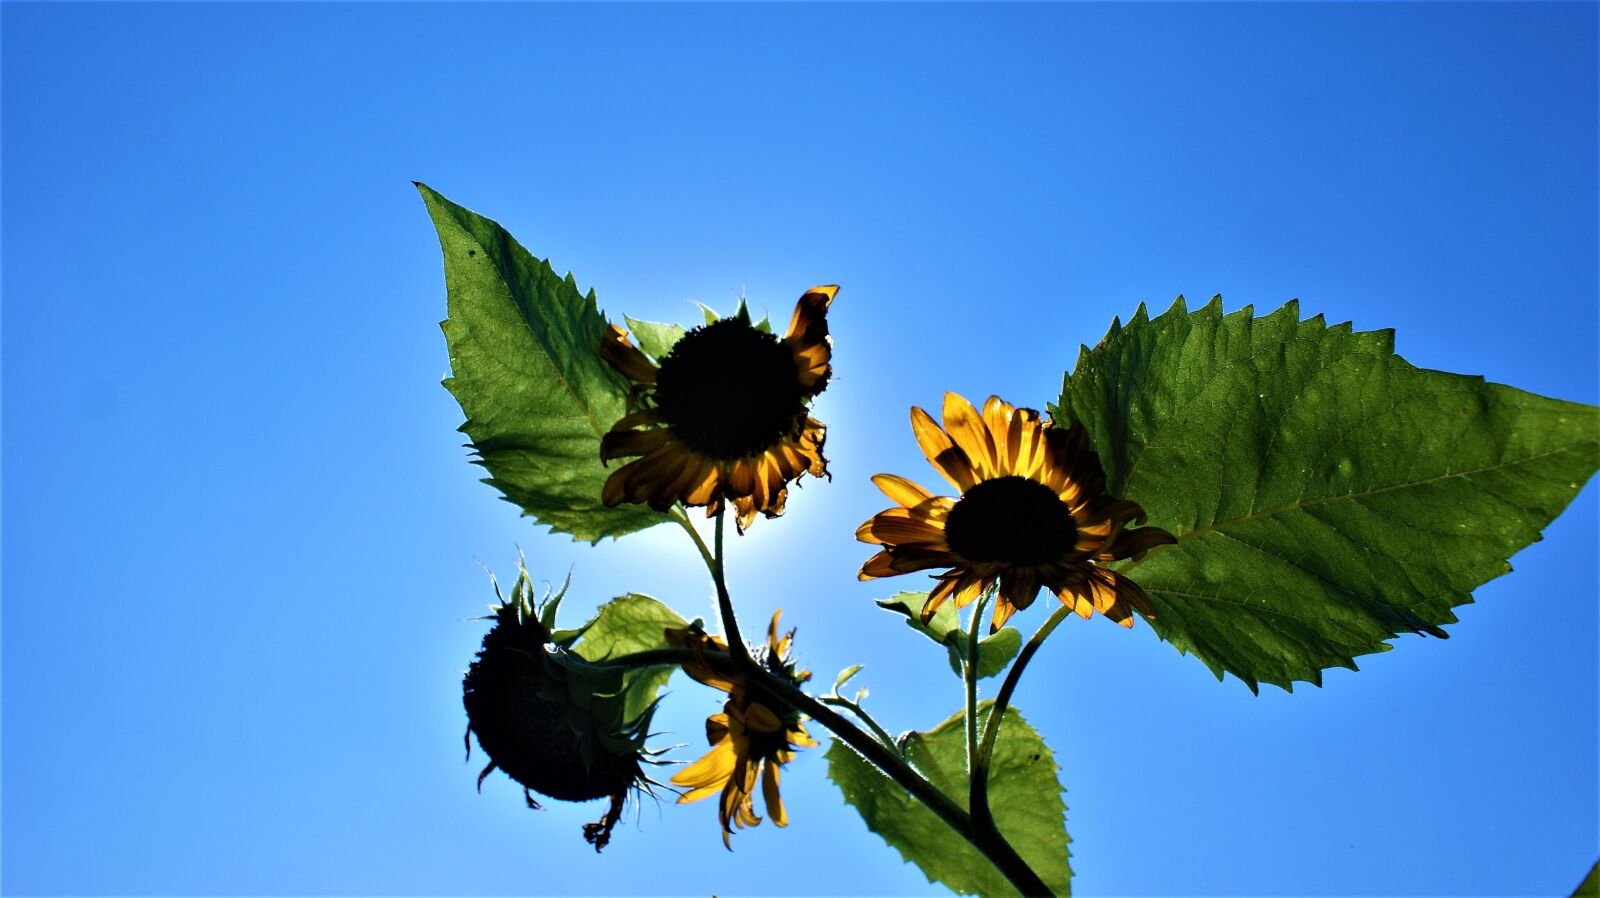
[834,664,865,692]
[416,183,669,543]
[878,591,962,643]
[621,316,685,360]
[948,627,1022,680]
[826,702,1071,896]
[572,593,688,661]
[877,592,1022,680]
[1054,296,1600,691]
[572,593,688,722]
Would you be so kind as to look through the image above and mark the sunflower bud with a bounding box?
[462,566,654,851]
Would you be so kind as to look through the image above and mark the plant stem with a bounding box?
[709,505,750,664]
[589,647,701,669]
[677,505,1051,894]
[668,505,717,579]
[759,662,1052,896]
[971,603,1072,840]
[820,694,899,751]
[964,587,994,782]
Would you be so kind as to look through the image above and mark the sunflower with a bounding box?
[598,287,837,531]
[462,565,656,851]
[857,392,1176,632]
[667,612,817,848]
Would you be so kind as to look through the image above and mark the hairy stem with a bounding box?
[972,603,1073,839]
[677,505,1051,895]
[709,505,750,663]
[668,505,718,583]
[760,662,1052,895]
[964,587,995,782]
[589,647,701,670]
[820,694,899,751]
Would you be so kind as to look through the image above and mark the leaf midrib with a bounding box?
[1121,444,1584,577]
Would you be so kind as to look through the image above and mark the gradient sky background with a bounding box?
[4,3,1597,896]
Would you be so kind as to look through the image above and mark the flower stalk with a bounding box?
[687,505,1053,896]
[972,603,1073,837]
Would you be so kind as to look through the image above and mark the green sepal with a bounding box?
[621,316,685,361]
[697,299,773,333]
[538,573,572,633]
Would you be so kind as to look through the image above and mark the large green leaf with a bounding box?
[878,592,1021,679]
[571,593,688,722]
[1054,296,1600,691]
[826,703,1071,896]
[417,183,668,542]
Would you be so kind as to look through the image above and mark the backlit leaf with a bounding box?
[1054,296,1600,691]
[877,592,1021,679]
[417,183,669,542]
[826,702,1071,896]
[572,593,688,723]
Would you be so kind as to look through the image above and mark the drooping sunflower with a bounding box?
[599,288,837,531]
[666,612,817,848]
[462,565,657,851]
[857,392,1177,632]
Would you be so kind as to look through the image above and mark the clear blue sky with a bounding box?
[3,3,1595,896]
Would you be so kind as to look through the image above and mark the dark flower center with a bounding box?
[943,475,1078,566]
[463,621,641,803]
[654,319,805,460]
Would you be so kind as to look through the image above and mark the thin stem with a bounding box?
[675,505,1049,894]
[587,647,700,670]
[963,587,994,781]
[668,505,717,578]
[709,505,750,663]
[820,695,898,751]
[971,603,1072,839]
[755,664,1052,896]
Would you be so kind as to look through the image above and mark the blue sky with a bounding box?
[3,3,1595,896]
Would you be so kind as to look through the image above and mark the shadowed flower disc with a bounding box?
[598,288,837,531]
[462,570,653,851]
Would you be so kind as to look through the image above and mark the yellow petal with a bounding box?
[762,760,788,827]
[911,406,978,491]
[672,740,737,802]
[942,392,998,478]
[871,473,936,509]
[855,508,949,548]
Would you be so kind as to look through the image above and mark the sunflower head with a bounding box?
[666,611,818,848]
[857,392,1176,631]
[462,566,657,851]
[598,289,837,531]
